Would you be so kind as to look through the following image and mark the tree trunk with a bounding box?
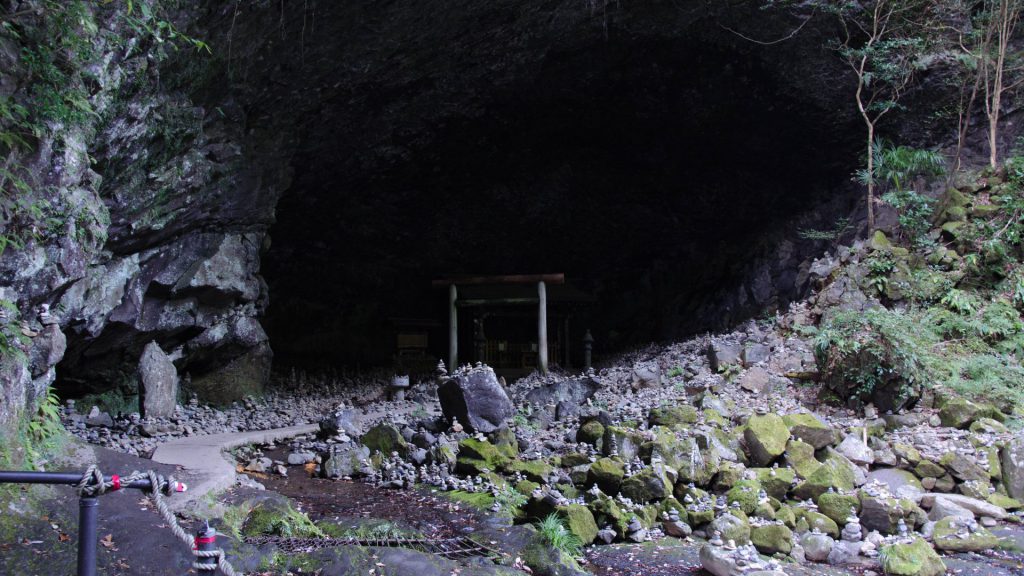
[867,124,876,232]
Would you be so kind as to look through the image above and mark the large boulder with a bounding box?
[319,407,360,438]
[361,424,410,457]
[138,341,178,418]
[750,524,793,555]
[556,504,598,545]
[437,365,514,433]
[524,376,600,421]
[836,435,874,466]
[880,537,946,576]
[931,516,999,552]
[782,413,833,449]
[866,469,925,502]
[1002,433,1024,500]
[322,444,371,478]
[744,414,790,466]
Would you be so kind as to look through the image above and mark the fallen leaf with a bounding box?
[58,533,71,542]
[100,534,118,551]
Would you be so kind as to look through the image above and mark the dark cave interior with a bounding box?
[262,38,862,373]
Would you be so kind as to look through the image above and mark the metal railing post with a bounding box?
[195,522,217,573]
[77,496,98,576]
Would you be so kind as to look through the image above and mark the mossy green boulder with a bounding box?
[603,426,645,461]
[711,461,745,491]
[932,516,999,552]
[725,479,762,515]
[880,537,946,576]
[785,438,821,479]
[793,455,855,501]
[504,459,554,483]
[557,504,599,544]
[648,405,699,428]
[708,512,750,544]
[752,467,796,501]
[577,420,605,446]
[892,443,922,466]
[744,414,791,466]
[588,458,625,493]
[361,424,410,458]
[817,491,860,525]
[795,509,839,538]
[621,467,672,503]
[783,413,834,449]
[750,524,793,555]
[491,426,519,459]
[588,494,630,537]
[914,459,945,479]
[939,398,1000,429]
[456,437,509,474]
[676,436,720,486]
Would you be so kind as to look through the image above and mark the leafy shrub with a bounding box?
[815,309,935,410]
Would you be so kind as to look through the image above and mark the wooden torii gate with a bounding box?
[432,273,565,374]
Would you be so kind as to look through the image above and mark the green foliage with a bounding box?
[27,388,64,445]
[798,217,853,241]
[862,140,946,246]
[0,299,28,361]
[493,484,528,517]
[866,251,896,295]
[242,501,325,539]
[536,513,583,559]
[815,308,933,403]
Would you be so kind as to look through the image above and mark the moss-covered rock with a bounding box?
[602,426,645,461]
[775,505,797,529]
[893,443,923,466]
[939,398,985,429]
[456,437,509,474]
[744,414,791,466]
[577,420,604,447]
[785,438,821,479]
[588,458,625,494]
[783,413,834,449]
[621,467,672,503]
[711,461,745,491]
[988,493,1022,510]
[242,499,325,538]
[361,424,410,458]
[504,459,554,483]
[914,459,946,479]
[795,509,839,538]
[932,516,999,552]
[750,524,793,555]
[708,512,750,544]
[675,436,720,486]
[588,494,630,538]
[817,492,860,525]
[751,467,796,501]
[491,426,520,459]
[793,454,855,501]
[939,451,988,482]
[648,405,699,428]
[880,537,946,576]
[725,479,762,515]
[556,504,598,545]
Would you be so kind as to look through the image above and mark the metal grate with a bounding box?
[244,535,502,561]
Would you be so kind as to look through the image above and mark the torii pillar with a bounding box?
[538,280,548,374]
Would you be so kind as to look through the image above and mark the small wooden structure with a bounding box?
[432,274,594,376]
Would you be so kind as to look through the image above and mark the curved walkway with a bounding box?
[151,423,319,511]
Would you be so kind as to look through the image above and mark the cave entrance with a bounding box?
[262,34,864,376]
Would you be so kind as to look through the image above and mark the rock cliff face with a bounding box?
[0,0,967,434]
